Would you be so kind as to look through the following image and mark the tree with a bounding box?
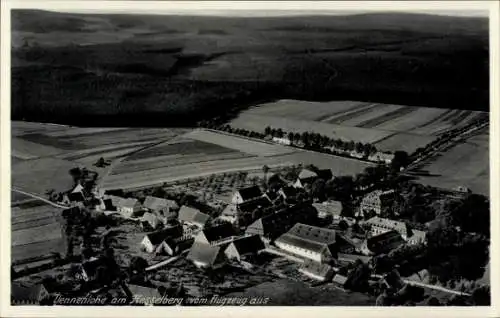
[311,178,326,201]
[128,257,149,276]
[391,151,409,171]
[95,157,106,167]
[287,131,294,143]
[471,285,490,306]
[338,220,349,231]
[262,165,270,183]
[264,126,272,136]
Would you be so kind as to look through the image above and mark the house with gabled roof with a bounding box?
[245,203,317,243]
[178,206,210,229]
[358,190,396,217]
[80,257,108,282]
[231,186,263,205]
[140,225,183,254]
[313,201,343,220]
[111,197,142,218]
[224,235,265,262]
[161,236,195,256]
[299,260,335,282]
[194,223,238,246]
[275,223,338,263]
[219,197,272,226]
[143,196,179,221]
[278,186,298,202]
[293,169,318,188]
[358,230,405,256]
[11,282,50,305]
[365,216,426,245]
[140,212,162,231]
[187,241,227,269]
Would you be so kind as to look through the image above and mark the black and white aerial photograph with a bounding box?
[3,0,497,312]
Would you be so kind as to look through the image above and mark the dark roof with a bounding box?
[103,199,114,210]
[201,223,237,243]
[229,235,265,255]
[165,237,194,252]
[187,242,227,267]
[11,282,45,304]
[263,191,280,202]
[68,192,85,202]
[143,196,178,211]
[367,230,405,254]
[276,223,336,253]
[146,225,183,245]
[316,169,333,181]
[238,197,272,214]
[178,206,210,225]
[237,186,263,201]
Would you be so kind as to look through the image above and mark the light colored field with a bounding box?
[374,133,436,153]
[409,129,489,195]
[333,104,403,126]
[103,129,372,190]
[230,114,392,144]
[12,137,65,159]
[185,129,297,156]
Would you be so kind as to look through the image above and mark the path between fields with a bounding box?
[11,188,69,209]
[371,274,471,296]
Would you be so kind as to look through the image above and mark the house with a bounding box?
[358,190,396,216]
[94,198,107,212]
[365,216,426,245]
[278,186,298,202]
[274,223,337,263]
[313,201,343,220]
[178,206,210,230]
[219,197,272,226]
[293,169,317,188]
[140,225,183,254]
[194,223,238,246]
[358,230,405,256]
[298,260,335,282]
[67,192,86,203]
[143,196,179,220]
[224,235,265,262]
[368,152,395,164]
[123,284,161,306]
[11,282,49,305]
[272,136,291,145]
[332,274,350,289]
[231,186,263,205]
[140,212,162,231]
[113,197,142,218]
[187,241,227,269]
[245,203,317,243]
[102,198,115,211]
[161,237,195,256]
[262,191,280,204]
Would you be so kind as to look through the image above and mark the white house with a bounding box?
[298,260,335,282]
[140,225,183,254]
[224,235,265,262]
[114,198,142,218]
[178,206,210,229]
[272,137,291,145]
[274,223,337,263]
[365,216,426,245]
[368,152,395,164]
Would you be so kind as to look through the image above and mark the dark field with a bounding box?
[11,10,489,126]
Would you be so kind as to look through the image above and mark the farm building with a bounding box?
[178,206,210,229]
[358,230,405,256]
[272,136,291,145]
[245,203,317,243]
[358,190,396,216]
[368,152,395,164]
[365,216,426,245]
[161,237,195,256]
[313,201,343,220]
[11,281,49,305]
[143,196,179,220]
[231,186,263,205]
[224,235,265,262]
[293,168,317,188]
[194,223,238,246]
[140,225,183,254]
[187,241,227,269]
[219,197,272,226]
[11,200,67,264]
[80,257,108,282]
[337,253,372,266]
[274,223,337,263]
[116,198,142,218]
[298,260,335,282]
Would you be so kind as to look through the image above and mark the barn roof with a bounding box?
[229,235,265,255]
[201,223,237,243]
[119,198,140,209]
[178,206,210,226]
[238,197,272,213]
[143,196,178,211]
[236,186,263,201]
[187,242,227,267]
[276,223,336,253]
[298,169,317,180]
[145,225,183,245]
[300,260,333,278]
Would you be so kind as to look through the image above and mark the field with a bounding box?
[102,129,372,190]
[11,121,185,196]
[229,100,488,153]
[11,195,65,263]
[408,127,489,196]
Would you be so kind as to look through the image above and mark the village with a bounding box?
[11,148,490,306]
